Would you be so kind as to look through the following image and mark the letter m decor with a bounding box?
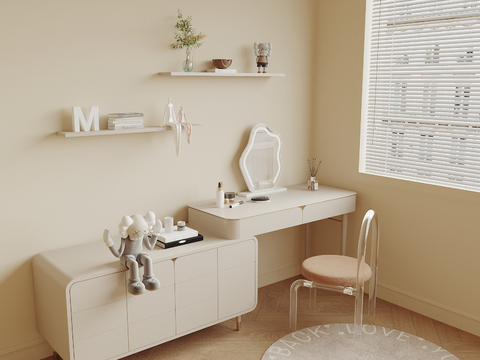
[72,106,99,132]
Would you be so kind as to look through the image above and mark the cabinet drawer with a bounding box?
[153,259,174,287]
[175,249,217,283]
[219,285,256,319]
[128,311,175,351]
[218,262,255,295]
[127,285,175,324]
[176,297,217,334]
[74,326,128,360]
[72,299,127,341]
[218,239,256,271]
[176,273,217,309]
[70,272,125,312]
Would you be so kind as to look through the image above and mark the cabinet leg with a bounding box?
[53,351,62,360]
[236,316,241,331]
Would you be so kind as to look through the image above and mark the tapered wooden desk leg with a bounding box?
[236,316,242,331]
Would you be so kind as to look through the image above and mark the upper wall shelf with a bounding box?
[56,126,170,138]
[159,72,285,78]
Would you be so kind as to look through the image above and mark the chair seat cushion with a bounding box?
[301,255,372,287]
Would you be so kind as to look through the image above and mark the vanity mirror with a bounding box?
[238,123,286,197]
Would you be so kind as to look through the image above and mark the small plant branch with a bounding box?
[307,157,322,177]
[171,9,206,50]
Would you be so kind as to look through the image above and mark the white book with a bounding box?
[108,124,144,130]
[207,68,237,73]
[108,118,144,125]
[108,112,143,118]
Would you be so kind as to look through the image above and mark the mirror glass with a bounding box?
[239,123,283,193]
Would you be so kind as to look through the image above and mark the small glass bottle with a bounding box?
[216,182,224,208]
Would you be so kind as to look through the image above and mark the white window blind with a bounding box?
[360,0,480,192]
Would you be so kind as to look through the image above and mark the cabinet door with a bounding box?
[218,239,257,319]
[127,260,176,351]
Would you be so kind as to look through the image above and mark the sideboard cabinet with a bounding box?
[33,235,257,360]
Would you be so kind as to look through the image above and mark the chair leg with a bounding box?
[290,279,305,331]
[353,287,364,340]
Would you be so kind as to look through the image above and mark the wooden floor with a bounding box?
[45,276,480,360]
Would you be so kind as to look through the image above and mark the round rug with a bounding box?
[262,324,458,360]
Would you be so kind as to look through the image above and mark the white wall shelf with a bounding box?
[57,124,203,138]
[159,72,285,77]
[56,126,170,138]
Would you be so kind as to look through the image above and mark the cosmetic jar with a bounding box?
[224,192,235,205]
[177,221,185,231]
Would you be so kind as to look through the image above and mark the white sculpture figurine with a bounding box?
[177,107,192,144]
[103,212,162,295]
[254,43,272,73]
[164,98,182,156]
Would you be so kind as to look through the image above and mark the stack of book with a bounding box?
[108,112,144,130]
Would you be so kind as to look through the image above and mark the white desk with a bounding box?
[188,184,356,256]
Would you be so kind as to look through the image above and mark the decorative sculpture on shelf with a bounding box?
[103,212,162,295]
[254,43,272,73]
[177,107,192,144]
[164,98,182,156]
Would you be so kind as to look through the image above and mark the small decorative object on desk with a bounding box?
[254,43,272,73]
[103,212,162,295]
[171,9,207,72]
[307,157,322,191]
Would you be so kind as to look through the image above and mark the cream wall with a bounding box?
[313,0,480,337]
[0,1,315,358]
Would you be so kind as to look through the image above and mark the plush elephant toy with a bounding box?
[103,212,162,295]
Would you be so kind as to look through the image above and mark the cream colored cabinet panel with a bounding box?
[219,285,256,319]
[218,239,256,271]
[176,297,218,334]
[175,249,217,283]
[218,263,255,296]
[127,285,175,324]
[70,272,125,312]
[238,208,302,238]
[33,237,257,360]
[72,300,127,341]
[176,273,217,309]
[303,195,356,223]
[74,326,128,360]
[128,311,175,351]
[153,259,175,287]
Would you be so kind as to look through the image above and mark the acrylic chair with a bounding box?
[289,209,379,339]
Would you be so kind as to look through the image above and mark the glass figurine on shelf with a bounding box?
[307,157,321,190]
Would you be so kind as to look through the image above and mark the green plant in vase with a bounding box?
[171,9,206,72]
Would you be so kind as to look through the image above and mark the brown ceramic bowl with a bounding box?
[212,59,232,69]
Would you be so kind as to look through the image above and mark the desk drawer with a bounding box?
[303,195,356,223]
[238,207,302,237]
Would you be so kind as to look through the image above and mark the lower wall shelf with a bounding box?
[56,126,170,138]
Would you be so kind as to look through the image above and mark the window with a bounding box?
[360,0,480,192]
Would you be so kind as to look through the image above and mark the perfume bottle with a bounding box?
[216,182,224,208]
